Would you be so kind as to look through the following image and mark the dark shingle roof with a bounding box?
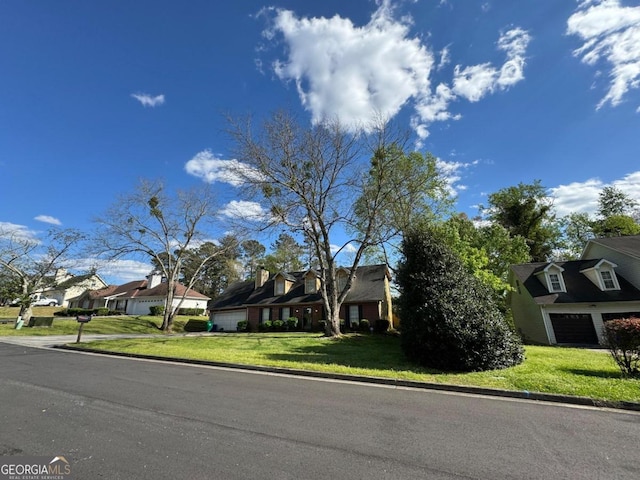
[511,260,640,305]
[210,264,389,310]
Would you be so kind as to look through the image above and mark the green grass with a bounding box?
[0,312,193,336]
[79,333,640,403]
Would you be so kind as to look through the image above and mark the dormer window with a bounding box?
[600,270,616,290]
[534,263,566,293]
[549,273,563,292]
[336,272,347,292]
[273,272,294,296]
[580,259,620,292]
[305,276,316,294]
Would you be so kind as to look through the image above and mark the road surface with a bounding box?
[0,341,638,479]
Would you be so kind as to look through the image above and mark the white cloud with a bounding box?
[567,0,640,109]
[264,3,530,139]
[452,28,531,101]
[436,158,478,195]
[131,93,165,107]
[84,258,153,284]
[184,150,261,186]
[219,200,268,221]
[550,171,640,217]
[0,222,38,243]
[34,215,61,226]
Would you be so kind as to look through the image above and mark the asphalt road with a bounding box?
[0,342,638,480]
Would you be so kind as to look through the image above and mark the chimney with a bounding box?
[147,272,164,289]
[255,267,269,290]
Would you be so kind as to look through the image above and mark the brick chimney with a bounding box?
[255,267,269,290]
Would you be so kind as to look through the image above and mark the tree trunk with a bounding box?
[161,281,178,332]
[19,305,33,324]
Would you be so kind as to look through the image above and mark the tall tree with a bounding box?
[263,233,305,273]
[437,214,529,299]
[353,144,453,269]
[240,239,266,279]
[229,112,431,337]
[94,180,233,331]
[597,186,638,219]
[180,236,242,299]
[483,180,560,262]
[0,227,85,323]
[559,212,595,260]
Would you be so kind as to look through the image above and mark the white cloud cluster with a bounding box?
[550,170,640,217]
[34,215,61,226]
[264,2,530,140]
[451,28,531,102]
[219,200,268,222]
[131,93,165,107]
[0,222,38,242]
[567,0,640,110]
[436,158,479,195]
[184,150,258,187]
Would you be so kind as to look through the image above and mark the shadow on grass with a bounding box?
[263,335,441,375]
[562,368,623,379]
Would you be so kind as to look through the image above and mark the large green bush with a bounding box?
[397,228,524,372]
[603,317,640,378]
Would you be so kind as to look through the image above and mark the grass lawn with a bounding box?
[0,308,194,336]
[79,333,640,404]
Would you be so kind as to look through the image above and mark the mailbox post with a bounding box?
[76,315,92,343]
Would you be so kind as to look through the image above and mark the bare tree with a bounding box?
[228,111,439,337]
[94,180,234,331]
[0,227,85,323]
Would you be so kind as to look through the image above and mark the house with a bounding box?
[509,235,640,345]
[40,269,108,307]
[68,273,210,315]
[208,264,393,332]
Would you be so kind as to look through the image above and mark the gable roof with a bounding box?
[511,260,640,305]
[74,279,209,302]
[211,264,389,310]
[584,235,640,259]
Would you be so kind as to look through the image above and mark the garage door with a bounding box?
[212,310,246,332]
[549,313,598,344]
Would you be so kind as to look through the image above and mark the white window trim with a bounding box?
[546,272,566,293]
[599,269,619,290]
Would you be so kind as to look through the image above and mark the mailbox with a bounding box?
[76,315,92,323]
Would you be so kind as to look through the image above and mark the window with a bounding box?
[305,276,316,293]
[281,307,290,320]
[549,273,562,292]
[275,278,285,295]
[349,305,360,324]
[336,274,347,292]
[262,308,271,323]
[600,270,616,290]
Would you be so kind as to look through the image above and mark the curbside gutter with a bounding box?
[54,344,640,413]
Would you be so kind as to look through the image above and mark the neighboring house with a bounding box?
[509,235,640,345]
[40,269,108,307]
[209,264,393,332]
[68,273,210,315]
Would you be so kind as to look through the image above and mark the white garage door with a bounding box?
[212,310,246,332]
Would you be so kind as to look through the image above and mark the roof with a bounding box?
[73,279,209,301]
[584,235,640,260]
[53,272,107,289]
[210,264,389,310]
[511,260,640,305]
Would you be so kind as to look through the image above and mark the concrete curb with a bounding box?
[54,344,640,413]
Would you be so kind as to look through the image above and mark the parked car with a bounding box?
[31,297,59,307]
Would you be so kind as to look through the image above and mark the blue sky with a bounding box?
[2,0,640,284]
